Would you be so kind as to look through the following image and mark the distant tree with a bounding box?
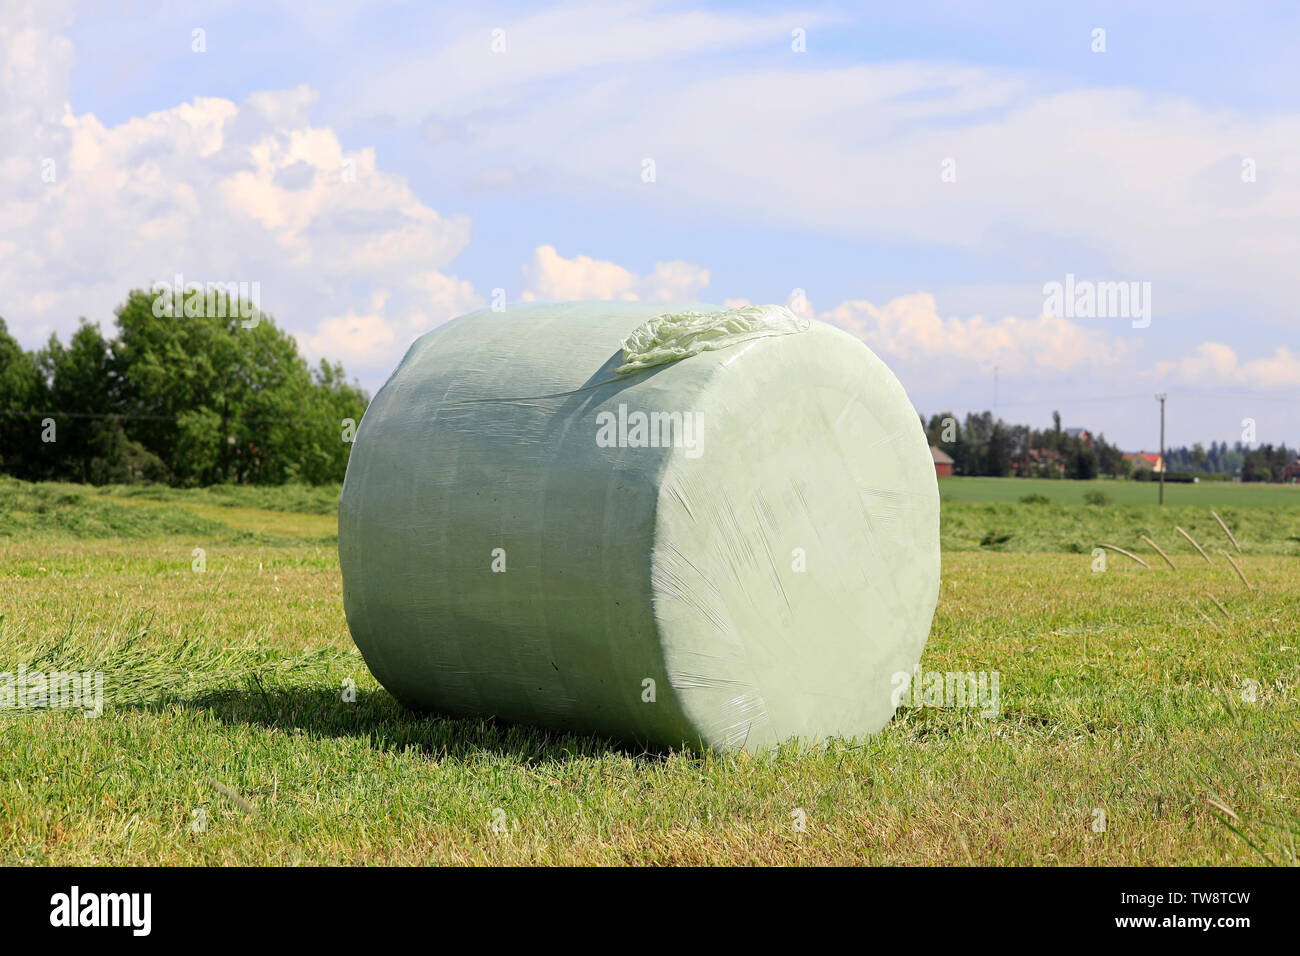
[111,288,369,485]
[0,291,369,486]
[0,317,47,480]
[1240,444,1286,482]
[37,321,165,483]
[1095,434,1126,477]
[1069,444,1098,480]
[297,358,370,484]
[985,420,1016,476]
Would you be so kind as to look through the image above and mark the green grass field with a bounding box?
[940,475,1298,507]
[2,477,1297,865]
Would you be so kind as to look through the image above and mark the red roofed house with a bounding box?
[931,445,954,478]
[1124,452,1165,473]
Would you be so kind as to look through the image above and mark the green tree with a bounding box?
[0,318,48,479]
[38,321,166,483]
[110,288,368,485]
[301,359,369,484]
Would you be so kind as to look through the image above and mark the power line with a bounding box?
[0,409,345,425]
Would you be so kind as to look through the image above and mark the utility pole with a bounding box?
[1155,393,1166,505]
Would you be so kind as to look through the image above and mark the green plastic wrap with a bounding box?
[339,302,940,752]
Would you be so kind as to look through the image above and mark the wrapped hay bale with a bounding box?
[339,302,939,751]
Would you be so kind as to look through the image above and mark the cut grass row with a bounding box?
[5,477,1297,558]
[942,501,1300,556]
[939,475,1298,507]
[0,477,336,544]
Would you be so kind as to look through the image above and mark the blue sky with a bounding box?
[3,1,1297,449]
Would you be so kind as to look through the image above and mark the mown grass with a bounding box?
[940,475,1296,507]
[0,477,336,545]
[942,501,1300,556]
[98,481,341,515]
[1,480,1297,865]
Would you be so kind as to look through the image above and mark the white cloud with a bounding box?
[519,245,709,302]
[4,0,1296,433]
[822,293,1136,377]
[298,311,397,368]
[0,8,476,383]
[343,4,835,124]
[816,289,1298,447]
[295,269,481,371]
[361,31,1300,329]
[1155,343,1300,390]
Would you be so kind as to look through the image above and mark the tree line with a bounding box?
[922,410,1294,482]
[2,295,1292,487]
[1163,441,1295,483]
[0,289,368,486]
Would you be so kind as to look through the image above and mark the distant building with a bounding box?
[1124,452,1165,473]
[930,445,954,478]
[1064,427,1093,448]
[1024,447,1067,476]
[1282,458,1300,483]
